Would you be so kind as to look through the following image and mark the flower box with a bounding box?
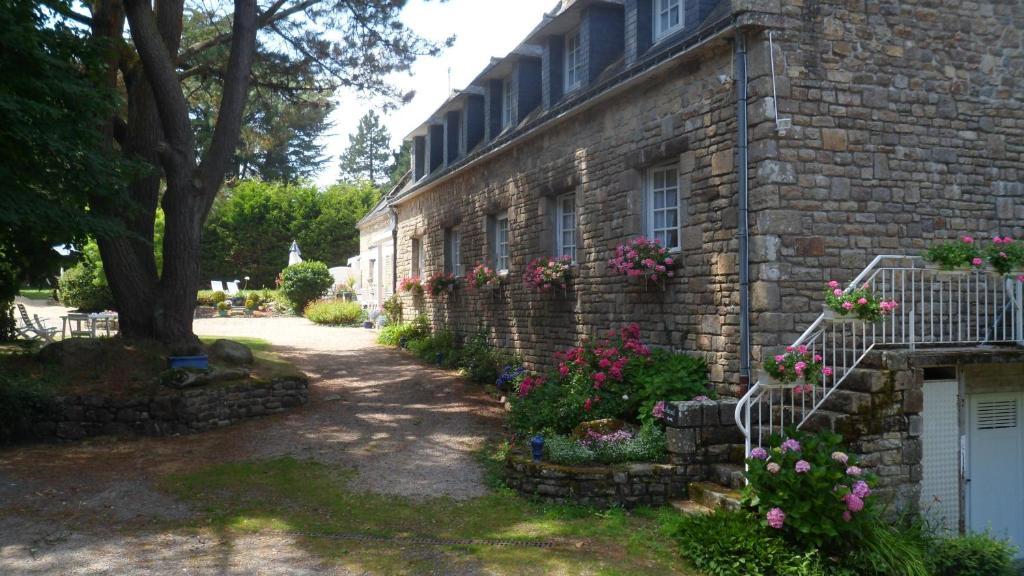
[167,355,209,370]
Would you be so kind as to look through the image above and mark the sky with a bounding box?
[315,0,555,186]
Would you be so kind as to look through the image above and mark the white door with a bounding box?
[967,391,1024,557]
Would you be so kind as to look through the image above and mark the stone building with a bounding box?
[360,0,1024,550]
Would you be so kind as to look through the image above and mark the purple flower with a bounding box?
[693,395,709,401]
[652,400,666,420]
[845,494,865,512]
[831,451,849,465]
[750,447,768,460]
[766,507,786,529]
[852,480,871,499]
[795,460,811,474]
[846,465,862,477]
[842,510,852,522]
[780,438,801,453]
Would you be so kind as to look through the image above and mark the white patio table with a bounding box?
[61,312,118,339]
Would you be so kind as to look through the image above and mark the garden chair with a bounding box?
[225,281,240,295]
[15,304,57,343]
[210,280,225,292]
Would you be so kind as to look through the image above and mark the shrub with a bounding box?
[628,348,711,424]
[744,431,876,552]
[279,261,333,313]
[58,262,114,311]
[196,290,227,306]
[662,508,832,576]
[844,519,931,576]
[0,374,56,444]
[459,329,507,384]
[928,532,1018,576]
[381,294,402,325]
[508,375,565,435]
[378,315,431,347]
[495,364,525,392]
[304,300,364,326]
[408,329,459,367]
[544,423,666,465]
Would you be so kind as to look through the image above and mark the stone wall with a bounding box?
[504,455,688,508]
[19,377,309,442]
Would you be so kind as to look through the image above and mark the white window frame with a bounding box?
[502,79,514,128]
[556,193,577,262]
[495,214,510,273]
[564,27,583,93]
[653,0,684,41]
[447,228,462,276]
[646,163,681,252]
[412,237,425,276]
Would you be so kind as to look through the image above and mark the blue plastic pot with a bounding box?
[530,435,545,462]
[167,355,209,370]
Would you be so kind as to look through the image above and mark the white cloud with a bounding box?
[316,0,554,186]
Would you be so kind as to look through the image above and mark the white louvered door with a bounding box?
[967,391,1024,558]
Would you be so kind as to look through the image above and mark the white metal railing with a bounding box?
[735,255,1024,456]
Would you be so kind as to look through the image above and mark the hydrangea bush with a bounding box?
[823,280,898,322]
[425,272,459,297]
[467,264,503,289]
[743,431,876,552]
[608,237,677,287]
[523,256,573,292]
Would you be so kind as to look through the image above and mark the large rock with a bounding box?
[208,339,254,366]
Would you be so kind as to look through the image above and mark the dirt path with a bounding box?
[0,316,504,574]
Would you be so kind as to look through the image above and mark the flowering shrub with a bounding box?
[523,256,573,292]
[925,236,982,270]
[543,423,666,465]
[984,236,1023,275]
[495,364,525,391]
[399,276,424,296]
[608,237,677,286]
[467,264,503,289]
[823,280,898,322]
[424,272,459,297]
[743,431,876,551]
[761,346,829,386]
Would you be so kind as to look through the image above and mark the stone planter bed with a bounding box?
[504,454,688,508]
[23,375,308,441]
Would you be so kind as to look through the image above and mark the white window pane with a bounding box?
[665,189,678,208]
[670,6,680,26]
[666,208,678,228]
[666,229,679,250]
[664,169,678,188]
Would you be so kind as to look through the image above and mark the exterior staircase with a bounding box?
[735,255,1024,456]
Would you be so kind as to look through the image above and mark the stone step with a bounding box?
[670,499,713,515]
[709,462,746,490]
[687,481,741,511]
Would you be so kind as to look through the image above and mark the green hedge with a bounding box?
[304,300,364,326]
[58,262,114,311]
[280,261,333,313]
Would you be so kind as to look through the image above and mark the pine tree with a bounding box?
[338,111,392,187]
[387,140,412,191]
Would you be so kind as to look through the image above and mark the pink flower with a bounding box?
[828,280,840,289]
[822,366,833,376]
[813,354,823,362]
[832,451,849,464]
[1003,237,1013,244]
[693,395,710,401]
[842,301,854,310]
[766,507,786,529]
[750,447,768,460]
[962,235,974,244]
[1018,274,1024,283]
[842,510,853,522]
[797,345,808,354]
[833,288,843,297]
[598,358,612,370]
[652,400,666,420]
[852,480,871,499]
[972,257,983,267]
[795,460,811,473]
[999,252,1008,259]
[780,438,801,453]
[846,466,862,476]
[993,236,1004,245]
[767,462,781,475]
[774,354,785,363]
[845,494,864,512]
[592,372,607,387]
[857,297,868,305]
[558,363,569,378]
[584,398,593,412]
[664,258,674,266]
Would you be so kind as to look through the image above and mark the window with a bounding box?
[496,214,510,272]
[647,164,680,251]
[556,193,577,261]
[653,0,683,41]
[564,28,583,93]
[502,78,514,128]
[445,228,461,276]
[412,238,424,276]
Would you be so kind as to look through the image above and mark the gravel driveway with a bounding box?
[0,314,504,574]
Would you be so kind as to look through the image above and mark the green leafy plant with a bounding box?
[381,294,402,325]
[196,290,228,306]
[304,300,364,326]
[928,532,1018,576]
[406,329,459,367]
[377,317,430,347]
[823,280,897,322]
[58,261,114,311]
[508,375,565,435]
[762,346,827,386]
[279,261,333,313]
[924,236,983,270]
[744,431,876,552]
[984,236,1023,275]
[0,373,56,444]
[627,348,711,424]
[543,423,666,465]
[216,301,231,312]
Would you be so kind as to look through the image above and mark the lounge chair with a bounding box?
[210,280,225,292]
[15,304,57,343]
[225,281,240,296]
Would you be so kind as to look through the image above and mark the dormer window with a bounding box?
[653,0,683,41]
[564,27,583,93]
[502,79,514,128]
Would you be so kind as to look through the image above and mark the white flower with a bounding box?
[622,395,629,400]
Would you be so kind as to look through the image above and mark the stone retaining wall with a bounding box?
[505,455,688,508]
[21,377,309,442]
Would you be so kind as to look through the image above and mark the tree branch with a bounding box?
[197,0,257,201]
[176,0,319,65]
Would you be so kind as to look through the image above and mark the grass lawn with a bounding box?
[18,288,54,301]
[160,454,697,575]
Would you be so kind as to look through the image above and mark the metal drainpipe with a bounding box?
[390,206,399,296]
[735,30,752,387]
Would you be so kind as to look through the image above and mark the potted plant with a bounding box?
[924,236,983,278]
[216,300,231,317]
[399,275,424,297]
[467,264,503,290]
[984,236,1023,275]
[608,237,677,290]
[822,280,898,322]
[244,297,258,317]
[425,272,459,297]
[761,346,830,389]
[523,256,573,293]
